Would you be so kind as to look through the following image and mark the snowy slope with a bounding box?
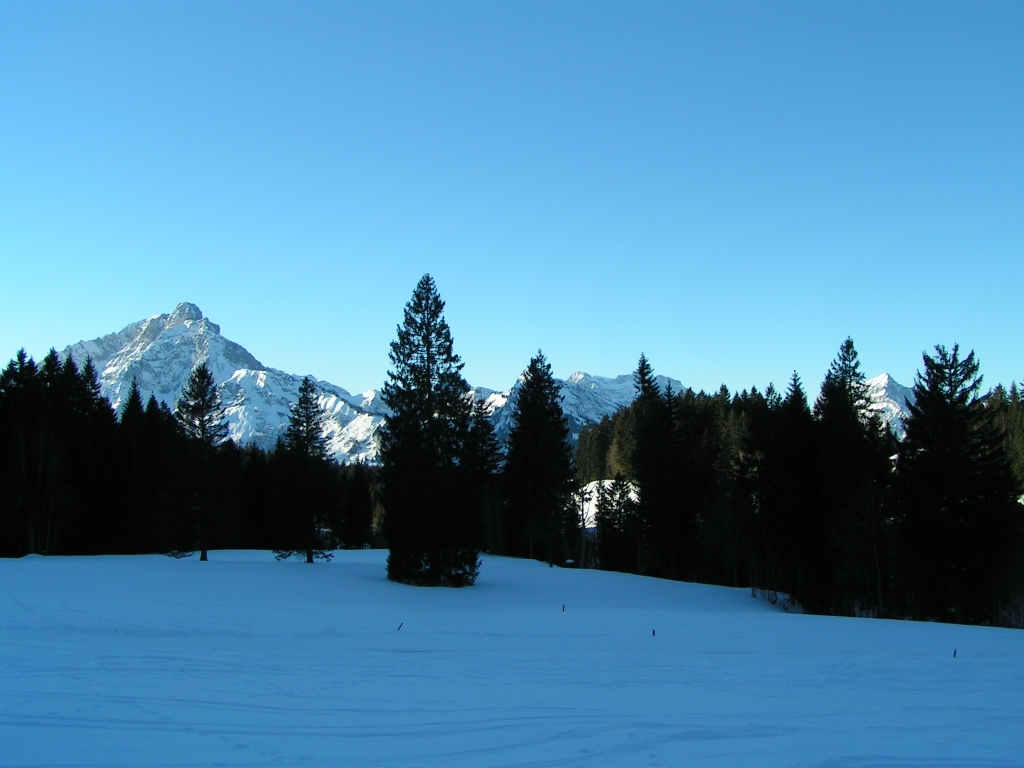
[2,550,1021,767]
[62,304,382,462]
[579,478,638,527]
[866,372,916,438]
[482,370,684,445]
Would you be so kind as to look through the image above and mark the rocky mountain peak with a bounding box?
[166,302,204,327]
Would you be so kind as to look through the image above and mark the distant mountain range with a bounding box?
[61,303,915,463]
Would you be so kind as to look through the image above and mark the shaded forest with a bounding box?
[0,350,375,561]
[577,343,1024,626]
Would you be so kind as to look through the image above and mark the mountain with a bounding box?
[62,303,383,463]
[478,371,684,445]
[865,373,915,439]
[61,302,914,462]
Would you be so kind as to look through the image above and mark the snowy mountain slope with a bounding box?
[60,303,687,462]
[865,373,915,438]
[61,302,914,462]
[62,303,381,462]
[481,371,685,445]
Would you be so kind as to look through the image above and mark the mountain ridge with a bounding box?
[61,303,914,463]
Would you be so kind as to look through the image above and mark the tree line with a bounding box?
[380,276,1023,627]
[3,275,1023,628]
[0,350,375,560]
[578,343,1024,626]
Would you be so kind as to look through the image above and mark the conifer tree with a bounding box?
[595,474,638,572]
[121,379,145,424]
[751,372,817,600]
[175,362,228,446]
[275,376,333,563]
[0,351,43,555]
[809,338,892,614]
[379,274,480,586]
[284,376,328,461]
[121,379,146,553]
[465,398,503,553]
[993,383,1024,489]
[174,361,229,560]
[575,415,614,484]
[894,345,1022,623]
[503,351,575,563]
[630,354,675,576]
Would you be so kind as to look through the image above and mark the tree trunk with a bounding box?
[306,549,314,564]
[200,548,208,561]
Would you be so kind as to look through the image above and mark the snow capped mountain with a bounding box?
[62,303,381,463]
[61,303,914,463]
[865,373,915,439]
[480,371,684,446]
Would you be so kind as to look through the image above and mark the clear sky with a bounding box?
[2,1,1022,396]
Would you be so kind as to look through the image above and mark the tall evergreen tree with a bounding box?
[175,362,228,447]
[503,351,575,563]
[894,344,1022,623]
[120,379,146,553]
[465,399,503,554]
[631,354,675,576]
[810,338,893,615]
[284,376,328,460]
[993,383,1024,489]
[275,376,333,563]
[121,379,145,424]
[752,372,817,600]
[379,274,480,586]
[174,361,229,560]
[0,351,45,555]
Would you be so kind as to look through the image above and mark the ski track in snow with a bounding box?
[1,551,1021,767]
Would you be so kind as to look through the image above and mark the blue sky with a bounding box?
[2,1,1022,395]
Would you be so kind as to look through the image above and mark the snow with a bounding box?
[579,478,638,527]
[62,303,915,462]
[3,551,1021,766]
[865,373,916,439]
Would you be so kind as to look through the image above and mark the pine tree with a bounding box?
[120,379,146,553]
[121,379,145,425]
[595,474,638,572]
[379,274,480,586]
[284,376,328,461]
[750,372,817,601]
[810,337,893,615]
[894,344,1022,623]
[465,399,503,554]
[275,376,333,563]
[994,383,1024,489]
[631,354,675,576]
[575,415,614,484]
[503,351,575,563]
[174,361,229,560]
[175,362,228,446]
[0,351,43,555]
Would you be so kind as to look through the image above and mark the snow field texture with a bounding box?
[1,551,1021,767]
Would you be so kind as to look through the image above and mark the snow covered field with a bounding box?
[2,551,1022,767]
